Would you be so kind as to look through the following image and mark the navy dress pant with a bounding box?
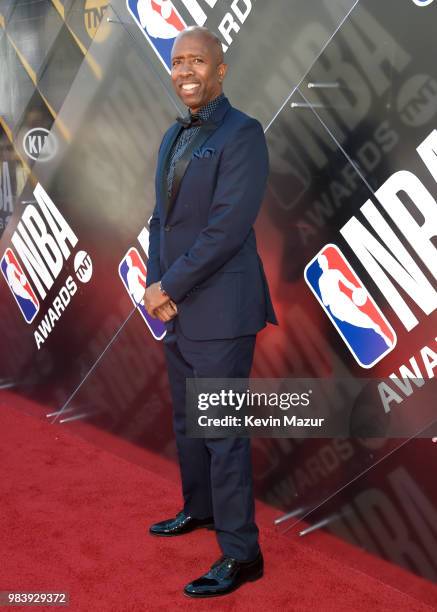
[163,320,259,562]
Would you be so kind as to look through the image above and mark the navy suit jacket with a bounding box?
[147,96,277,341]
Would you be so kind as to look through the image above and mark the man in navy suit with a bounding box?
[144,25,277,598]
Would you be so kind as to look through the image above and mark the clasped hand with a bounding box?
[144,282,178,322]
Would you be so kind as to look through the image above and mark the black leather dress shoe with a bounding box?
[149,510,214,537]
[184,552,263,597]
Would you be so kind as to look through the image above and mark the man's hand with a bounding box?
[144,282,171,316]
[154,300,178,322]
[144,282,178,321]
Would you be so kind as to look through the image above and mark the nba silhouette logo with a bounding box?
[304,244,397,368]
[126,0,186,72]
[118,247,166,340]
[1,247,40,324]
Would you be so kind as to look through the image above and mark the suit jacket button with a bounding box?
[164,224,171,232]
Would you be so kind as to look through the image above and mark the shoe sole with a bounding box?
[183,569,264,598]
[149,524,215,537]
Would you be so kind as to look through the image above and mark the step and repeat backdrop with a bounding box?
[1,0,436,582]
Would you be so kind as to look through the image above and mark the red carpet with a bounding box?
[1,400,437,611]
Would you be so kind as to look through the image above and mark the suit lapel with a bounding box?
[158,123,182,215]
[166,123,217,219]
[164,97,231,221]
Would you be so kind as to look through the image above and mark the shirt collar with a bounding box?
[189,92,226,121]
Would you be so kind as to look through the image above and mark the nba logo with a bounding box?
[304,244,397,368]
[126,0,186,72]
[118,247,166,340]
[1,247,40,324]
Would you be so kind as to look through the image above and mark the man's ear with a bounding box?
[218,63,228,83]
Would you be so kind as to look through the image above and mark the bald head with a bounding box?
[171,26,228,113]
[175,26,224,64]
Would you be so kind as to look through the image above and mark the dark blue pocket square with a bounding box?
[192,147,216,159]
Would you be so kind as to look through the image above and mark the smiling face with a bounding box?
[171,31,227,113]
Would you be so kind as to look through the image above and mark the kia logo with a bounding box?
[23,128,57,162]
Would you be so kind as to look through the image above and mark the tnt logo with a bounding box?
[119,247,166,340]
[126,0,186,72]
[304,244,397,368]
[411,0,434,6]
[1,248,39,323]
